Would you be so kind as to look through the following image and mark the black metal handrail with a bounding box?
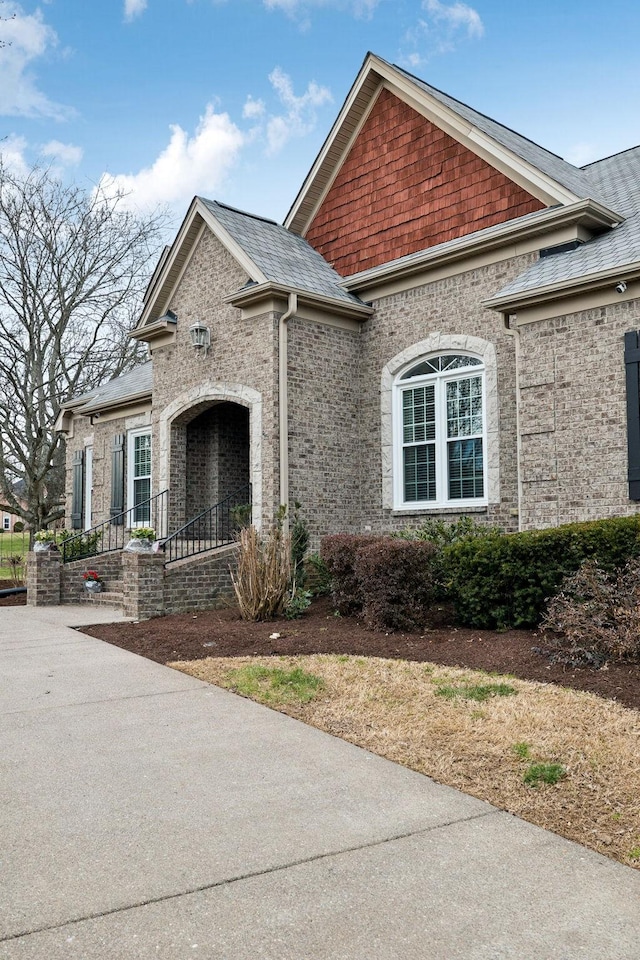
[163,485,251,565]
[60,490,169,563]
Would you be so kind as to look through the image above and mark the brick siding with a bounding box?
[517,298,640,529]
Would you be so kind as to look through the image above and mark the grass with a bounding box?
[434,682,516,702]
[523,762,567,787]
[0,531,29,581]
[171,653,640,871]
[225,664,325,705]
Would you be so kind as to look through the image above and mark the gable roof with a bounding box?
[285,53,609,238]
[201,200,362,306]
[138,196,367,329]
[487,145,640,308]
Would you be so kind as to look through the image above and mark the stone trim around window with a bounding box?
[157,382,263,531]
[381,333,499,513]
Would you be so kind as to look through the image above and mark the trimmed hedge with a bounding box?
[445,516,640,629]
[321,534,437,630]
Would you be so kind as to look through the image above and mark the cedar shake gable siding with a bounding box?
[305,88,545,276]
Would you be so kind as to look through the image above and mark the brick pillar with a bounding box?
[26,550,62,606]
[121,551,165,620]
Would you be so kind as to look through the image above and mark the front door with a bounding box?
[84,445,93,531]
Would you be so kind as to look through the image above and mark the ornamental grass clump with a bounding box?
[231,522,292,621]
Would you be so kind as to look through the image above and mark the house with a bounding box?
[57,52,640,558]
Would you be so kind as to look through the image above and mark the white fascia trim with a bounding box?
[197,202,268,285]
[284,53,381,231]
[341,199,621,293]
[136,199,268,330]
[380,70,580,208]
[225,281,373,319]
[484,257,640,313]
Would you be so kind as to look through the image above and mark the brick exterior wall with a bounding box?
[163,545,236,613]
[60,552,123,603]
[287,317,362,541]
[63,411,151,531]
[357,253,539,534]
[305,88,544,276]
[26,550,61,605]
[153,229,279,531]
[517,297,640,529]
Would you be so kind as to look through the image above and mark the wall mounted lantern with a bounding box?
[189,322,211,355]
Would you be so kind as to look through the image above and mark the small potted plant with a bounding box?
[82,570,102,594]
[33,530,59,552]
[123,527,156,553]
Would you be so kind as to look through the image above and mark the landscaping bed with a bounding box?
[81,596,640,711]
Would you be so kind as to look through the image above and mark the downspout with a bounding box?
[279,293,298,533]
[503,312,523,531]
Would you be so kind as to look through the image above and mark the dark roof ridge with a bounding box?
[581,143,640,169]
[391,60,570,166]
[202,198,279,227]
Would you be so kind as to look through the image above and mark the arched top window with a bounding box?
[400,354,482,380]
[394,352,487,509]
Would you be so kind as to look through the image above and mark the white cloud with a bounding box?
[264,0,380,15]
[265,66,332,154]
[42,140,83,166]
[99,104,244,211]
[243,96,266,120]
[0,134,29,177]
[423,0,483,39]
[401,0,484,67]
[124,0,147,21]
[0,2,70,118]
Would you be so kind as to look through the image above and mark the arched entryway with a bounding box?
[158,383,262,535]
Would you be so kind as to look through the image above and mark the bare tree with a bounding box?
[0,162,168,530]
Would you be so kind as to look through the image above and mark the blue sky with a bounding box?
[2,0,640,228]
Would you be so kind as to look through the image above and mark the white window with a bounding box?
[393,353,487,509]
[2,516,9,530]
[127,429,152,526]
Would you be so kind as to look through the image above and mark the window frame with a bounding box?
[126,428,152,527]
[392,352,488,510]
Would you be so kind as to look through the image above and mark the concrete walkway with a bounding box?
[1,606,639,959]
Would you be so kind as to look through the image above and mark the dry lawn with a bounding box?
[171,654,640,869]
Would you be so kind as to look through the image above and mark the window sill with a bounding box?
[391,504,489,516]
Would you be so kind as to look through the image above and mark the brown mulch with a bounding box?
[81,596,640,711]
[0,591,27,605]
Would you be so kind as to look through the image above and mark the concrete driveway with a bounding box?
[1,604,639,959]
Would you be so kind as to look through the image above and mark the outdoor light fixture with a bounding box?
[189,322,211,355]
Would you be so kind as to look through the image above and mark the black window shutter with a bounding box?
[624,331,640,500]
[70,449,84,530]
[110,433,125,523]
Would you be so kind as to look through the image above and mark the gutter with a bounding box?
[502,314,523,532]
[279,293,298,533]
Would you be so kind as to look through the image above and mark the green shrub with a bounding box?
[304,552,332,597]
[395,516,498,599]
[13,521,24,533]
[446,516,640,629]
[542,558,640,666]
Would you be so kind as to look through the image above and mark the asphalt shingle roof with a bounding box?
[201,199,363,304]
[491,146,640,302]
[70,361,153,413]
